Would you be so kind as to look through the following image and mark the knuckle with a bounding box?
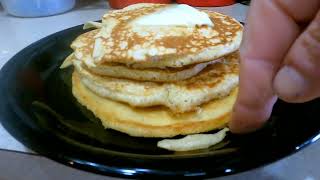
[287,20,320,78]
[304,22,320,65]
[304,12,320,65]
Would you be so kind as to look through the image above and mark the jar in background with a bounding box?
[108,0,172,9]
[0,0,76,17]
[176,0,235,7]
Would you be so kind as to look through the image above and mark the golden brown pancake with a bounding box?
[71,3,243,68]
[61,52,219,82]
[80,60,217,82]
[72,71,238,137]
[74,52,239,113]
[61,3,243,138]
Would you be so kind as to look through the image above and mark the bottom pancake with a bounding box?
[72,71,238,137]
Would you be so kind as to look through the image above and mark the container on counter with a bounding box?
[108,0,172,9]
[0,0,76,17]
[176,0,235,7]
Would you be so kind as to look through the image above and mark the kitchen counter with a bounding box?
[0,1,319,179]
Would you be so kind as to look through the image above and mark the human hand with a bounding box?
[230,0,320,133]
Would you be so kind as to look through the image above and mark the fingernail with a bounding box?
[274,66,307,100]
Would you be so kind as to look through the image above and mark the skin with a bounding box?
[229,0,320,133]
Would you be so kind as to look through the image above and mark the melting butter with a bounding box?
[157,128,229,151]
[134,4,213,27]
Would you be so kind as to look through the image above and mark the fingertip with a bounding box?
[229,96,277,134]
[229,106,265,134]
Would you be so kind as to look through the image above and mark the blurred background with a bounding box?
[0,0,250,17]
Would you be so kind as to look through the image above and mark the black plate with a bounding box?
[1,25,320,179]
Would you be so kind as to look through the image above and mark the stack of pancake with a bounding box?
[61,3,243,137]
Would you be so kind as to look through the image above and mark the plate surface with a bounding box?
[0,25,320,179]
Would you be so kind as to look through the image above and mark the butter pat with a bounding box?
[134,4,214,27]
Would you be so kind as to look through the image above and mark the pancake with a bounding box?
[72,71,238,137]
[62,53,220,82]
[62,3,243,138]
[71,3,243,68]
[81,60,217,82]
[74,52,239,113]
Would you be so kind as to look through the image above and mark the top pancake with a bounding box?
[71,3,243,68]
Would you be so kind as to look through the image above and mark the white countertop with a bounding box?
[0,1,319,179]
